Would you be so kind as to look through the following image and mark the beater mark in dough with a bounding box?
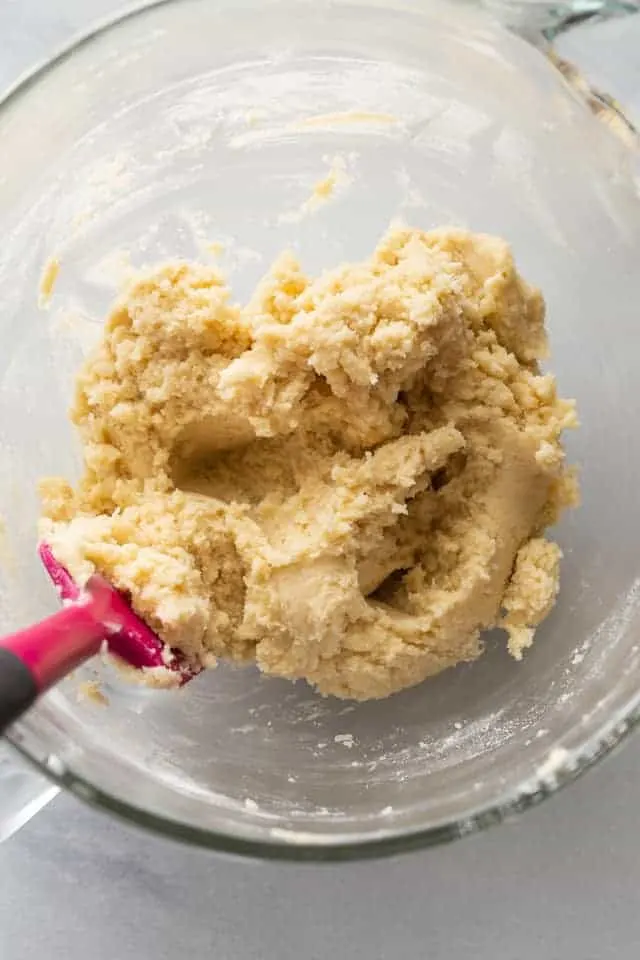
[39,227,578,700]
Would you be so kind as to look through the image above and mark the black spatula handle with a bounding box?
[0,648,38,735]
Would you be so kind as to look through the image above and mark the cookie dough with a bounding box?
[40,227,578,700]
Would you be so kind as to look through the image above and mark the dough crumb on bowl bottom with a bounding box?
[39,226,579,700]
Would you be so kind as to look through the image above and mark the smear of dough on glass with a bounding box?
[38,256,60,308]
[278,153,355,224]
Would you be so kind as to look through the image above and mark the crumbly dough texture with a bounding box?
[40,227,578,700]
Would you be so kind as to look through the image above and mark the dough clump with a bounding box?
[40,227,578,699]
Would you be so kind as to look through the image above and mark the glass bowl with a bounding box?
[1,0,639,860]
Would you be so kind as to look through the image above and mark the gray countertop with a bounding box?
[4,741,640,960]
[1,4,640,959]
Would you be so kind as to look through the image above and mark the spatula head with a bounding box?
[39,543,198,685]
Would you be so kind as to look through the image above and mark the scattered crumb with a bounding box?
[139,665,182,689]
[207,240,226,258]
[38,257,60,308]
[278,153,355,224]
[334,733,355,748]
[243,798,259,812]
[77,679,109,707]
[198,233,262,270]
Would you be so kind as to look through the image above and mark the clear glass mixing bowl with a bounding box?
[1,0,639,860]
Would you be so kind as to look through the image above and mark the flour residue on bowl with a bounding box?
[296,110,399,129]
[0,514,17,575]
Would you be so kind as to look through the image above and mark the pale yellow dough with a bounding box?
[40,227,578,700]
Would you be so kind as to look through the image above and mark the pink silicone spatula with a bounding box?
[0,544,197,733]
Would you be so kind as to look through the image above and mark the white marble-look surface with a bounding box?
[1,4,640,959]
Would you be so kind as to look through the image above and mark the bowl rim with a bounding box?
[3,0,640,862]
[6,701,640,861]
